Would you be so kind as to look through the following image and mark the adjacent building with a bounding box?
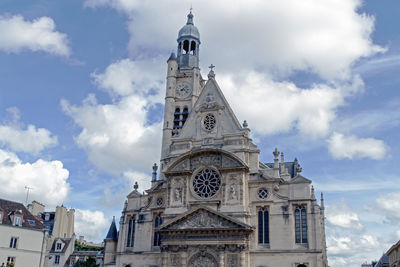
[0,198,48,267]
[28,200,75,267]
[103,11,328,267]
[387,240,400,267]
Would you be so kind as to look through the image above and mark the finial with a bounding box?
[311,186,315,199]
[321,192,325,208]
[242,120,248,128]
[187,8,194,25]
[133,181,139,191]
[112,216,115,221]
[208,64,215,79]
[273,148,280,158]
[152,163,158,182]
[280,152,285,164]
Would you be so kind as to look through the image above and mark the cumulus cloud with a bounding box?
[376,192,400,222]
[328,132,387,160]
[91,58,164,98]
[326,203,363,230]
[0,148,69,206]
[0,107,58,154]
[62,59,163,175]
[220,73,363,138]
[84,0,384,81]
[75,209,109,242]
[0,14,70,56]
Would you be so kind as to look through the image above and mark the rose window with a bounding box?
[193,168,221,199]
[258,188,268,199]
[203,114,216,131]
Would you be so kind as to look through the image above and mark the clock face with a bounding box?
[176,82,192,98]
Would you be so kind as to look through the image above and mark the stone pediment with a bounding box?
[159,206,252,232]
[290,174,312,184]
[166,148,248,173]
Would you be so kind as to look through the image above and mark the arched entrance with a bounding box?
[188,253,218,267]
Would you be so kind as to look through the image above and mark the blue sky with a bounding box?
[0,0,399,266]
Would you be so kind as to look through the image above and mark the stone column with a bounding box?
[239,244,246,267]
[180,245,188,266]
[217,245,225,267]
[161,245,168,267]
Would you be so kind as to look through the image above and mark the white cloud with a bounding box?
[219,72,363,138]
[62,59,163,175]
[0,124,58,155]
[75,209,109,242]
[0,14,70,56]
[84,0,384,81]
[326,208,363,230]
[91,58,164,98]
[376,192,400,222]
[0,148,70,206]
[328,132,387,160]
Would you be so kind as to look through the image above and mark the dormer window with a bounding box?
[13,215,22,226]
[56,242,62,251]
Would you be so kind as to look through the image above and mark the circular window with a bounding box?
[156,197,163,206]
[192,168,221,199]
[203,113,216,131]
[258,188,268,199]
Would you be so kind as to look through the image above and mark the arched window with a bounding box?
[153,214,163,246]
[294,206,308,244]
[183,40,189,54]
[258,207,269,244]
[126,217,135,247]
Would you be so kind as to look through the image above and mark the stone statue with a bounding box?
[174,188,182,202]
[229,184,237,200]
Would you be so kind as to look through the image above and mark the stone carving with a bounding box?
[168,210,238,230]
[170,254,181,266]
[228,184,238,200]
[189,253,217,267]
[191,154,222,170]
[174,188,182,202]
[227,254,238,267]
[167,152,245,173]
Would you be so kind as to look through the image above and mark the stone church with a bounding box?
[103,11,328,267]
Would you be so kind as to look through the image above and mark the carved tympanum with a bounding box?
[189,253,217,267]
[168,210,237,230]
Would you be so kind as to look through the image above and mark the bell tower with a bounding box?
[160,11,204,167]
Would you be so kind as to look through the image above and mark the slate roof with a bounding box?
[265,161,297,178]
[375,254,389,267]
[105,217,118,241]
[0,198,46,230]
[49,238,73,253]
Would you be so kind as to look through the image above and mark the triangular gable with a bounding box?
[159,206,252,232]
[290,174,312,184]
[127,190,141,198]
[177,78,243,139]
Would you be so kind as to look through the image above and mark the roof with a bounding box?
[387,239,400,255]
[0,198,46,230]
[265,161,299,178]
[105,217,118,241]
[178,12,200,41]
[375,254,389,267]
[49,238,73,253]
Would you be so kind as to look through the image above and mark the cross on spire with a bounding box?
[209,64,215,71]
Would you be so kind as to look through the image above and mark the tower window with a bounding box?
[183,40,189,54]
[172,107,189,136]
[258,208,269,244]
[153,214,163,246]
[190,41,196,55]
[126,216,135,247]
[294,206,308,244]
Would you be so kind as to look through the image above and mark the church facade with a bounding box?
[103,12,328,267]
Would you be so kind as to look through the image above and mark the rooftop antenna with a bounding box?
[24,186,33,205]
